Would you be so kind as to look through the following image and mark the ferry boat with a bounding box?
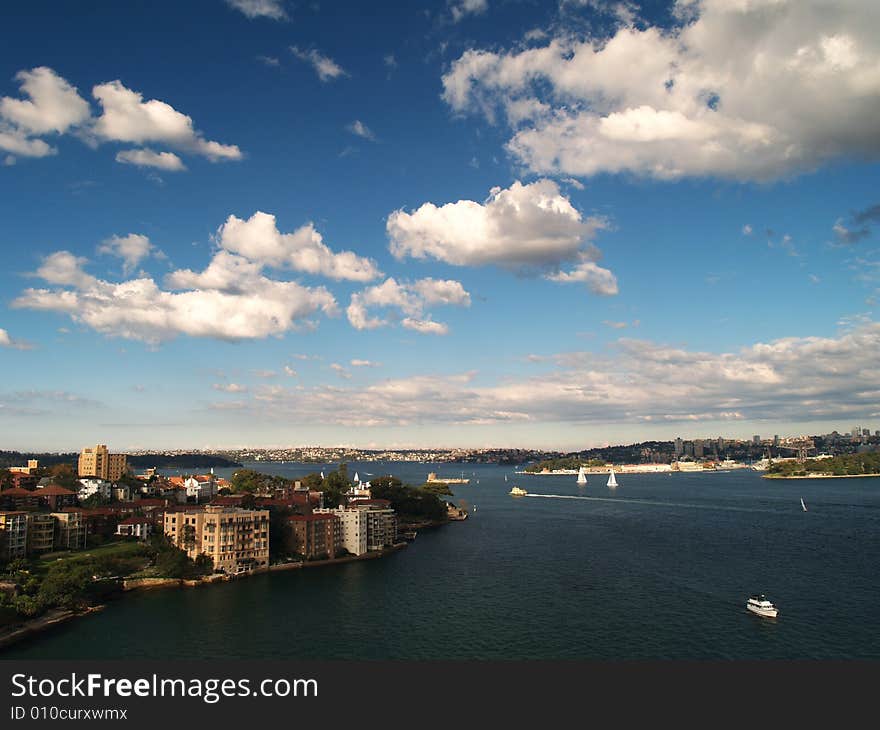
[746,594,778,618]
[509,486,528,497]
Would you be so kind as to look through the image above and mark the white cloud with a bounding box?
[388,180,615,292]
[346,277,470,334]
[346,120,376,141]
[97,233,160,275]
[290,47,347,81]
[213,383,248,393]
[283,365,298,377]
[208,320,880,428]
[742,224,753,235]
[442,0,880,181]
[217,211,381,282]
[225,0,287,20]
[451,0,488,23]
[14,250,338,345]
[330,363,352,379]
[0,328,32,350]
[351,359,381,367]
[115,148,186,171]
[92,80,242,161]
[0,67,90,137]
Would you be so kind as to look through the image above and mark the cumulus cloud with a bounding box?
[225,0,287,20]
[442,0,880,181]
[14,249,338,345]
[97,233,161,275]
[389,179,607,268]
[0,67,242,167]
[206,321,880,428]
[346,277,470,334]
[290,47,347,81]
[217,211,381,282]
[92,80,241,161]
[115,148,186,171]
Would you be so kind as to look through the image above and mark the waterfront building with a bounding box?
[314,506,368,556]
[163,505,270,573]
[288,513,339,560]
[116,516,153,540]
[78,444,128,482]
[26,513,56,554]
[52,511,86,550]
[0,511,28,561]
[694,440,704,458]
[355,501,397,551]
[674,438,683,457]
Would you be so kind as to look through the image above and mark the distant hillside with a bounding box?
[0,451,241,470]
[126,454,242,469]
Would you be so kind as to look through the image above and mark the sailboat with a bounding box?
[607,469,618,488]
[504,474,508,483]
[577,467,588,486]
[800,497,807,512]
[353,471,360,483]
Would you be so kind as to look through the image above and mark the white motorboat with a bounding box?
[509,486,528,496]
[746,594,778,618]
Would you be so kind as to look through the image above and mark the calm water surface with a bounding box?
[5,462,880,659]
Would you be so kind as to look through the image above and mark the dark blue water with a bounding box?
[5,463,880,659]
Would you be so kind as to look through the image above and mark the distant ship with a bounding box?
[607,469,618,488]
[509,486,528,496]
[426,471,470,484]
[577,467,587,485]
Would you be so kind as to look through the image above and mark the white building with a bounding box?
[116,516,153,540]
[78,478,112,500]
[314,507,367,556]
[112,484,132,501]
[184,475,217,502]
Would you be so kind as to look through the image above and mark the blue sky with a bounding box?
[1,0,878,451]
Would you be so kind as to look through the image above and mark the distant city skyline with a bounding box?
[2,1,879,451]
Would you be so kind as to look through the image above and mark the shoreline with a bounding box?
[0,540,414,653]
[762,473,880,480]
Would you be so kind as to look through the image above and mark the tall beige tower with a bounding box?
[78,444,128,481]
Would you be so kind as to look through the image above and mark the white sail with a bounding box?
[505,475,508,482]
[577,467,587,485]
[353,471,360,483]
[607,469,618,488]
[800,497,807,512]
[320,471,325,479]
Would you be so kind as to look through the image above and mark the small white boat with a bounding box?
[800,497,807,512]
[509,486,527,497]
[607,469,618,488]
[577,467,587,486]
[746,594,778,618]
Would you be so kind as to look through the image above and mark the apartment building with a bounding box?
[355,502,398,551]
[26,513,56,554]
[78,444,128,481]
[288,513,339,560]
[314,507,368,556]
[0,511,28,561]
[164,505,270,574]
[52,511,86,550]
